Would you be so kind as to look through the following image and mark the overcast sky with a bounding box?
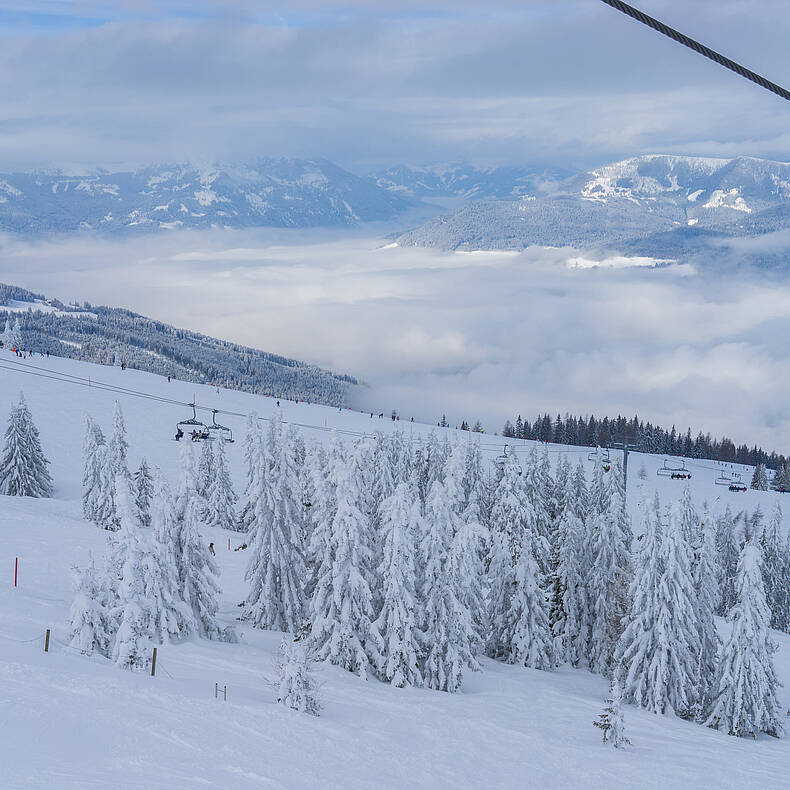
[0,1,789,171]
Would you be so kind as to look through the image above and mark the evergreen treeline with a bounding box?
[0,282,357,407]
[503,412,788,471]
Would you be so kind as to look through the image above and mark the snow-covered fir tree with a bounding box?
[245,415,306,633]
[173,442,224,639]
[0,392,53,497]
[93,444,120,531]
[420,461,480,692]
[587,463,632,676]
[133,457,154,527]
[552,472,590,667]
[706,539,784,738]
[615,494,700,718]
[202,438,237,531]
[374,480,424,687]
[760,501,789,632]
[593,679,631,748]
[237,413,263,532]
[751,463,769,491]
[487,447,533,658]
[310,447,381,679]
[111,478,155,670]
[715,506,740,616]
[691,515,721,720]
[67,555,111,657]
[82,415,105,521]
[272,633,322,716]
[106,400,129,479]
[197,439,214,499]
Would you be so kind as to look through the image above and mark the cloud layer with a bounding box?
[3,228,790,450]
[0,1,789,169]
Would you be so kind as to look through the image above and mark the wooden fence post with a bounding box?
[44,629,50,652]
[151,647,157,677]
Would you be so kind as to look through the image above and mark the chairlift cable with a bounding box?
[600,0,790,102]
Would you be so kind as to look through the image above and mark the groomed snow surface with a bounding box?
[0,351,788,789]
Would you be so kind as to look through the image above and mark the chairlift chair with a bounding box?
[206,409,234,443]
[588,447,611,471]
[176,403,209,441]
[657,459,692,480]
[727,473,747,493]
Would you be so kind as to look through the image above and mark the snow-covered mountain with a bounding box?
[0,283,358,406]
[370,163,572,200]
[0,159,410,234]
[396,155,790,256]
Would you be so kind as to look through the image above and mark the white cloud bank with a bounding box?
[2,228,790,451]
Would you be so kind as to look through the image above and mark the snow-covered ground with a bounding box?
[0,350,788,789]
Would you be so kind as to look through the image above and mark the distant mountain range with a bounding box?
[5,154,790,265]
[0,159,410,234]
[0,159,571,234]
[0,283,357,406]
[395,155,790,263]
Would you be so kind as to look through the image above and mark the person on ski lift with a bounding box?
[175,426,184,441]
[191,429,199,442]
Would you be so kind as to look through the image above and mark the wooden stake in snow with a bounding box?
[151,647,157,677]
[44,629,50,653]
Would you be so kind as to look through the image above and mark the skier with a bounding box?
[208,542,215,556]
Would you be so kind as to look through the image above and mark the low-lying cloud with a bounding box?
[3,228,790,451]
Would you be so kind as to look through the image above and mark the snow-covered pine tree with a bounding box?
[82,415,105,521]
[197,439,214,499]
[420,466,480,692]
[751,463,769,491]
[374,480,424,687]
[237,413,263,532]
[487,446,533,658]
[706,539,784,738]
[245,415,306,633]
[760,501,789,632]
[106,400,129,479]
[202,438,237,531]
[148,470,194,641]
[173,442,224,639]
[111,478,154,670]
[310,451,381,678]
[615,494,700,718]
[593,679,631,748]
[272,634,322,716]
[501,523,555,670]
[587,462,632,676]
[93,444,120,531]
[68,555,111,657]
[692,516,721,720]
[552,473,590,667]
[133,457,154,527]
[715,506,740,616]
[522,448,553,575]
[0,392,54,497]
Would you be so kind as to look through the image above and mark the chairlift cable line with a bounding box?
[600,0,790,102]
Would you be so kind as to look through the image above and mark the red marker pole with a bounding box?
[228,538,231,551]
[14,557,18,587]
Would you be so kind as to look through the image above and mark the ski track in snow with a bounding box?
[0,350,788,789]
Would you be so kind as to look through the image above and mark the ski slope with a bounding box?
[0,349,788,789]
